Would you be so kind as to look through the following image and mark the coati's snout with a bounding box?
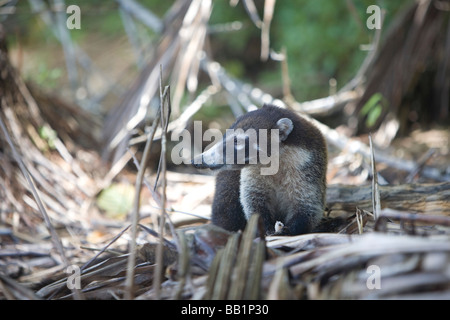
[191,130,253,171]
[191,117,294,174]
[191,151,224,170]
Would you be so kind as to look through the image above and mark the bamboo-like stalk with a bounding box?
[228,214,261,299]
[123,88,164,300]
[211,233,240,299]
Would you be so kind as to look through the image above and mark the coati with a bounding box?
[191,104,327,236]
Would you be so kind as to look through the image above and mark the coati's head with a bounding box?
[191,104,296,175]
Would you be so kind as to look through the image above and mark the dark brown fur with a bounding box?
[203,105,328,235]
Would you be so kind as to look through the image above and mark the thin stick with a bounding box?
[124,90,163,300]
[81,224,131,271]
[153,66,171,299]
[280,47,294,105]
[405,149,436,183]
[369,135,381,220]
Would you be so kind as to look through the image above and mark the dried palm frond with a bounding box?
[102,0,212,165]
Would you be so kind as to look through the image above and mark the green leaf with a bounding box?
[360,93,383,116]
[39,126,57,149]
[360,93,386,128]
[366,104,382,128]
[97,183,135,219]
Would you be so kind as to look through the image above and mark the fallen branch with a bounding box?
[326,182,450,216]
[378,208,450,227]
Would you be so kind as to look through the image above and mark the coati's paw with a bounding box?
[267,221,287,236]
[274,221,284,233]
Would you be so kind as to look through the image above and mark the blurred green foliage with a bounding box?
[38,125,58,150]
[360,92,388,128]
[33,62,63,89]
[8,0,411,101]
[208,0,411,100]
[270,0,410,100]
[97,182,135,219]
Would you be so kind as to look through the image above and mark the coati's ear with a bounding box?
[276,118,293,141]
